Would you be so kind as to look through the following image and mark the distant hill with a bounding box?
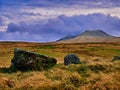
[57,35,77,41]
[57,30,120,43]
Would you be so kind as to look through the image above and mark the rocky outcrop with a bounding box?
[10,48,57,71]
[64,53,80,65]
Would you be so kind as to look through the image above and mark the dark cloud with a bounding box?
[7,23,20,32]
[49,13,120,36]
[7,22,31,33]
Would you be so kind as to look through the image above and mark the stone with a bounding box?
[64,53,80,65]
[10,48,57,71]
[112,56,120,61]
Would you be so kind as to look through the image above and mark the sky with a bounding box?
[0,0,120,42]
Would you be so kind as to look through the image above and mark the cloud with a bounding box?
[0,15,11,31]
[0,13,120,42]
[20,7,120,17]
[0,0,120,33]
[1,0,120,8]
[56,13,120,36]
[1,5,120,32]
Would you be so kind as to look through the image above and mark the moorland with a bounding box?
[0,42,120,90]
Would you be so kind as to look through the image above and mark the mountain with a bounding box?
[57,30,120,43]
[79,30,114,38]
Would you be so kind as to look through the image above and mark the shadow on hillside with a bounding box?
[0,67,17,73]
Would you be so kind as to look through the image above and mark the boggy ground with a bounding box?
[0,42,120,90]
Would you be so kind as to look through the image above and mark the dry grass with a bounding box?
[0,42,120,90]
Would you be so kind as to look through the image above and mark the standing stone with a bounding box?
[10,48,57,71]
[64,53,80,65]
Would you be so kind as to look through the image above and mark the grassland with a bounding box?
[0,42,120,90]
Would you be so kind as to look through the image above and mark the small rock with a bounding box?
[2,78,15,88]
[64,53,80,65]
[10,48,57,71]
[112,56,120,61]
[7,80,15,88]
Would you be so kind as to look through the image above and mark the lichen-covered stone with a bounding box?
[112,56,120,61]
[10,48,57,71]
[64,53,80,65]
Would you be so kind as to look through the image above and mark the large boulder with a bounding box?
[112,56,120,61]
[64,53,80,65]
[10,48,57,71]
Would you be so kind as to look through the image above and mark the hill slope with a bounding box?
[57,35,77,41]
[58,30,120,43]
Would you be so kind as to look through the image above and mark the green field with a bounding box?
[0,42,120,90]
